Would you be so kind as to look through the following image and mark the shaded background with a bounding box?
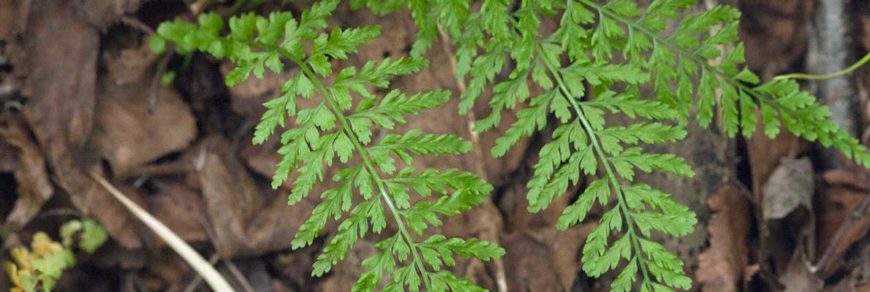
[0,0,869,291]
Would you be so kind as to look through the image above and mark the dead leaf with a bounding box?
[145,181,209,244]
[501,232,563,291]
[104,46,159,86]
[140,249,193,292]
[223,62,301,118]
[18,0,97,153]
[1,117,52,229]
[762,158,816,278]
[77,0,143,29]
[763,158,814,220]
[0,1,13,38]
[14,0,142,248]
[824,244,870,292]
[197,136,316,257]
[239,139,283,182]
[93,45,197,176]
[493,182,592,291]
[696,183,752,292]
[0,0,29,41]
[748,120,810,199]
[823,170,870,190]
[779,250,823,292]
[0,137,16,172]
[816,177,870,277]
[199,137,264,254]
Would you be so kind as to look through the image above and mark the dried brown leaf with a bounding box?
[816,179,870,277]
[748,120,810,199]
[696,183,752,292]
[197,137,315,257]
[763,158,814,220]
[93,46,197,176]
[146,181,209,244]
[1,118,52,229]
[13,0,142,248]
[779,251,823,292]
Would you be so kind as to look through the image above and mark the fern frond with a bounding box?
[572,0,870,167]
[152,2,504,291]
[358,0,870,290]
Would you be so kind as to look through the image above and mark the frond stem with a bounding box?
[774,52,870,81]
[276,48,433,289]
[537,45,653,289]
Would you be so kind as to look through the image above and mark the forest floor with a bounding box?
[1,0,870,291]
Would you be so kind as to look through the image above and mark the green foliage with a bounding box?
[150,0,870,291]
[152,2,503,291]
[5,219,108,292]
[378,0,870,290]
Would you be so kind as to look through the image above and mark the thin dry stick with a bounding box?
[183,254,222,292]
[120,16,155,35]
[90,172,235,292]
[437,25,509,292]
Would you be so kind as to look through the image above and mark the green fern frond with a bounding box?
[152,2,503,290]
[375,0,870,290]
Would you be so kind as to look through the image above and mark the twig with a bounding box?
[36,207,82,218]
[120,16,155,35]
[89,172,235,292]
[224,259,255,292]
[183,254,222,292]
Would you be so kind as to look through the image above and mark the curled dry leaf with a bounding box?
[763,158,814,221]
[1,118,52,229]
[696,183,751,292]
[197,137,315,257]
[761,158,817,281]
